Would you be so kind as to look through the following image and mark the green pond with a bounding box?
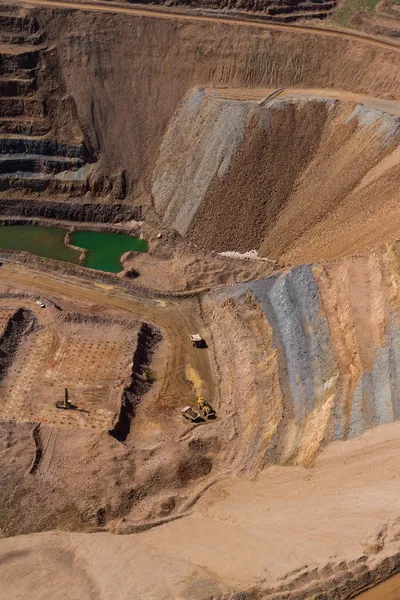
[0,225,147,273]
[71,230,147,272]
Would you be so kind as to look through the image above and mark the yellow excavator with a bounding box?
[197,397,216,419]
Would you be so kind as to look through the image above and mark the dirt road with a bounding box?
[0,262,218,426]
[208,86,400,116]
[11,0,400,52]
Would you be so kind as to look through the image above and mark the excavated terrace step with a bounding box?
[0,13,38,34]
[0,5,25,14]
[0,52,40,76]
[0,116,50,136]
[268,1,335,14]
[0,76,36,96]
[1,68,37,80]
[0,42,46,55]
[0,169,90,194]
[0,136,89,159]
[269,9,333,20]
[0,154,85,175]
[0,97,44,118]
[0,30,45,45]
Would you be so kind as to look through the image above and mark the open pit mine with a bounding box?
[1,0,400,599]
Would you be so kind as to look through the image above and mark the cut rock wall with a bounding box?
[205,245,400,469]
[153,91,400,264]
[37,6,400,207]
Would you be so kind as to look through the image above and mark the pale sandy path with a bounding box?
[358,575,400,599]
[6,0,400,53]
[208,86,400,116]
[3,421,400,598]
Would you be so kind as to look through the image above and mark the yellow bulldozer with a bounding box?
[197,397,216,419]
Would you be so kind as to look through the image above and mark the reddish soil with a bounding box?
[0,2,400,599]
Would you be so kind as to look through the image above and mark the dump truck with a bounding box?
[181,405,202,422]
[190,333,204,348]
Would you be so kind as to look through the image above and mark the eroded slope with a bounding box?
[153,90,400,265]
[202,244,400,470]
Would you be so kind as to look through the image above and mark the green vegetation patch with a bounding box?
[333,0,381,24]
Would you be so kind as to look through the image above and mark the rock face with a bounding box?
[99,0,338,22]
[204,246,400,470]
[0,198,140,222]
[18,5,398,212]
[153,90,400,265]
[0,3,127,215]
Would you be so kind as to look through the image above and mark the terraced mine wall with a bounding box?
[154,91,400,264]
[0,4,127,214]
[97,0,338,22]
[2,5,400,234]
[205,246,400,470]
[1,4,400,237]
[0,199,141,222]
[350,0,400,40]
[33,6,400,207]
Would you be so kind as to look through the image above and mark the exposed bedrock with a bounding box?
[0,50,40,75]
[205,246,400,470]
[0,11,38,35]
[95,0,338,22]
[0,78,37,97]
[1,5,400,214]
[0,137,89,158]
[153,90,400,264]
[29,6,400,206]
[0,198,141,222]
[0,5,128,207]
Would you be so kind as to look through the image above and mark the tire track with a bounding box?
[38,425,57,474]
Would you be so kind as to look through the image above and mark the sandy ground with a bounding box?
[0,262,223,537]
[1,2,400,597]
[358,574,400,599]
[3,247,400,599]
[123,230,273,294]
[0,299,139,429]
[3,421,400,599]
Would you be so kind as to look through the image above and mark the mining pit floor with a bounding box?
[1,0,400,598]
[0,260,218,427]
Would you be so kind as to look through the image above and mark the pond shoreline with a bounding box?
[0,216,143,236]
[64,228,87,266]
[0,224,147,274]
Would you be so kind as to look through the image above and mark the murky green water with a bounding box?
[71,230,147,273]
[0,225,147,273]
[0,225,80,264]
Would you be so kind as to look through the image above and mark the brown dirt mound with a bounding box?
[153,91,400,265]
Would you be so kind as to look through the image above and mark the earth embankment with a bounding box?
[203,244,400,469]
[153,90,400,264]
[34,5,400,203]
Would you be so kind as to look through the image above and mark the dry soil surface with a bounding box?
[3,421,400,599]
